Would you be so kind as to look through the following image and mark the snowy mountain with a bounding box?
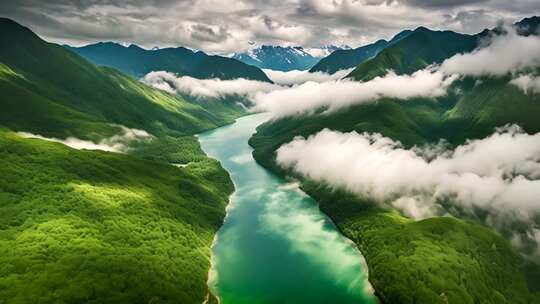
[233,45,348,71]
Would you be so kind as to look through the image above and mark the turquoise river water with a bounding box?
[198,113,375,304]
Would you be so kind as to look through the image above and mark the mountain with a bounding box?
[347,27,478,81]
[309,39,388,74]
[67,42,272,82]
[248,18,540,304]
[233,45,321,71]
[310,30,412,74]
[0,17,242,303]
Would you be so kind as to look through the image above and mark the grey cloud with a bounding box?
[1,0,539,53]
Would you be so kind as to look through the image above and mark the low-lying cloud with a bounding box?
[143,27,540,119]
[142,71,280,98]
[510,74,540,94]
[440,28,540,76]
[18,125,151,153]
[262,68,353,85]
[276,126,540,252]
[252,69,456,117]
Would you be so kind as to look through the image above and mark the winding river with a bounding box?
[199,113,375,304]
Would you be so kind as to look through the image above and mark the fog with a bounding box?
[18,125,151,153]
[276,126,540,251]
[262,68,354,85]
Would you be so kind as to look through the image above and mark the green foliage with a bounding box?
[301,182,539,304]
[0,131,234,303]
[249,75,540,304]
[0,18,246,303]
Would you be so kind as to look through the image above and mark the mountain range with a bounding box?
[249,15,540,304]
[68,42,272,82]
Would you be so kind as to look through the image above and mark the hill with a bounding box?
[347,27,478,81]
[67,42,272,82]
[309,30,412,74]
[248,19,540,304]
[0,17,242,303]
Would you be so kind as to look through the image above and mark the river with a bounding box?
[198,113,375,304]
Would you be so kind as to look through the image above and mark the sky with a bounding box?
[1,0,539,53]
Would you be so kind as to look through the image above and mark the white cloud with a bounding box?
[18,125,151,153]
[253,69,457,117]
[262,68,353,85]
[510,74,540,93]
[141,71,280,98]
[276,126,540,238]
[440,28,540,76]
[143,28,540,119]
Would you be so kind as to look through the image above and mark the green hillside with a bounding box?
[0,130,232,303]
[0,18,243,303]
[67,42,272,82]
[250,34,540,302]
[309,30,412,74]
[250,78,540,303]
[309,39,388,74]
[347,27,478,81]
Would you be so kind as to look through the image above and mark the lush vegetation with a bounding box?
[249,18,540,303]
[301,181,538,304]
[68,42,272,82]
[0,131,233,303]
[0,17,245,303]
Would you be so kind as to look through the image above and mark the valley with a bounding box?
[0,5,540,304]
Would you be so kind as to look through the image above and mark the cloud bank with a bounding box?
[18,125,151,153]
[440,28,540,76]
[3,0,539,53]
[276,126,540,250]
[510,74,540,93]
[143,28,540,119]
[262,68,354,85]
[142,71,280,98]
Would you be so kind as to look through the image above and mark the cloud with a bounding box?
[18,125,151,152]
[141,71,280,98]
[1,0,539,53]
[262,68,353,85]
[510,74,540,93]
[276,126,540,251]
[440,28,540,76]
[252,69,457,117]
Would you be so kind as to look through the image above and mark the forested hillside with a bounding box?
[0,18,242,303]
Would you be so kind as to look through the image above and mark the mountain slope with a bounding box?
[249,77,540,304]
[347,27,478,81]
[309,39,388,74]
[248,20,540,304]
[0,17,241,303]
[0,131,232,303]
[309,30,412,74]
[0,18,244,139]
[233,45,320,71]
[68,42,271,82]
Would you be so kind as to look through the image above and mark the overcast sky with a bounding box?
[1,0,539,53]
